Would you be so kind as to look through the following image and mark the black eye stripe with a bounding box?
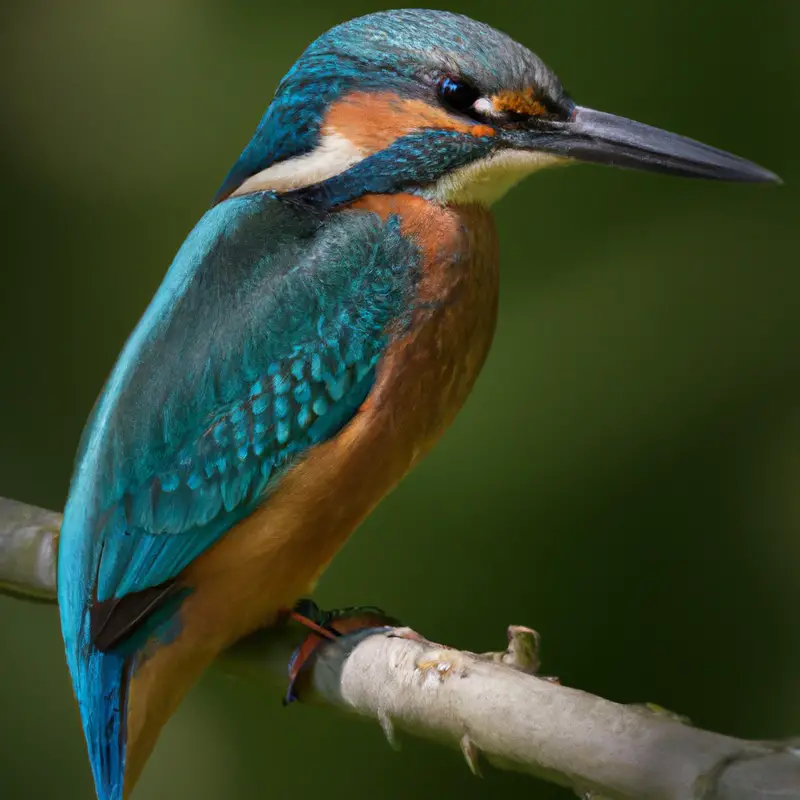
[437,76,481,114]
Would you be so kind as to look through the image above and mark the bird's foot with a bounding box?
[280,598,341,642]
[282,599,400,705]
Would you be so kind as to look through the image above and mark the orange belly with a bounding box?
[123,195,499,794]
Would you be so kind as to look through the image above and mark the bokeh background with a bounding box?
[1,1,798,797]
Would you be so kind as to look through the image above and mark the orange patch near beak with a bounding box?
[492,88,549,118]
[324,91,495,154]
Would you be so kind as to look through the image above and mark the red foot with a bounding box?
[282,601,400,704]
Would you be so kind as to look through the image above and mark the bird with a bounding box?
[56,9,779,800]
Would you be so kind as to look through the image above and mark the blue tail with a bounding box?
[59,457,134,800]
[67,623,130,800]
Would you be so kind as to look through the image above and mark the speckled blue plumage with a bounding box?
[57,191,420,799]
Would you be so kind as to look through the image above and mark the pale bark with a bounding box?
[1,495,798,799]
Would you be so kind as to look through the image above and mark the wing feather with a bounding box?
[58,192,419,647]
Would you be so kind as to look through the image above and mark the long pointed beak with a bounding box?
[506,106,781,183]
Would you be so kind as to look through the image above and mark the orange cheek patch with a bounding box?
[492,88,549,117]
[470,124,496,138]
[323,91,495,154]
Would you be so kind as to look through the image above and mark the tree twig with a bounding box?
[0,497,59,601]
[1,495,798,799]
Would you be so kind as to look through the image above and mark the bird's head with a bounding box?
[214,9,779,208]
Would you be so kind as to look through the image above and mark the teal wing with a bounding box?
[58,192,420,651]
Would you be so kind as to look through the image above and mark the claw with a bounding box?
[283,600,400,705]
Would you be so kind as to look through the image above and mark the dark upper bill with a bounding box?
[504,105,781,184]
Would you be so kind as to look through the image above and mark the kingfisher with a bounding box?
[56,9,779,799]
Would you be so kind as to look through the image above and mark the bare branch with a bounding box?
[0,497,59,601]
[1,495,799,799]
[303,630,800,799]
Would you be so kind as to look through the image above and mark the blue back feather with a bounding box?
[58,192,420,798]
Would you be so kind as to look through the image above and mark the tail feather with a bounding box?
[72,639,130,800]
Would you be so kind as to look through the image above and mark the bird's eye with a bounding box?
[437,76,481,114]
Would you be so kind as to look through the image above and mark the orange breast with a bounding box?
[123,195,499,794]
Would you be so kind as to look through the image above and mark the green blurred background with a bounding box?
[1,1,798,797]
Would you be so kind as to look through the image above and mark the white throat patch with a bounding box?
[427,149,569,206]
